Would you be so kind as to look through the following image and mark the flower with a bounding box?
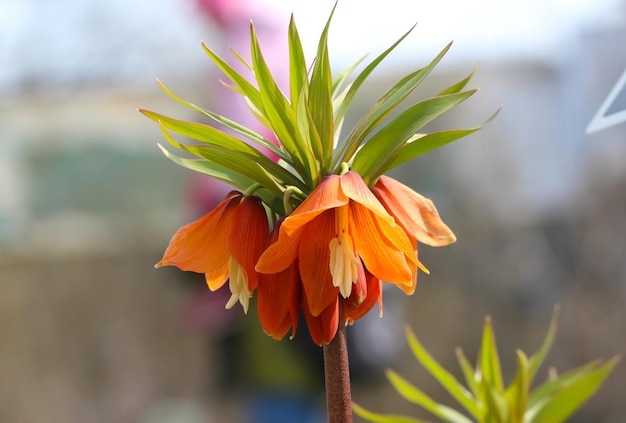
[256,171,423,344]
[156,191,270,313]
[372,175,456,247]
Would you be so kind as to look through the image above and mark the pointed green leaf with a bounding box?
[455,348,481,400]
[140,109,305,191]
[201,42,265,115]
[157,125,283,194]
[287,14,308,110]
[154,79,291,164]
[352,89,477,183]
[308,3,336,171]
[249,22,318,186]
[437,62,478,96]
[503,350,530,423]
[528,305,560,383]
[480,316,504,393]
[482,380,510,423]
[332,54,367,101]
[378,108,500,174]
[529,357,619,423]
[156,144,252,190]
[528,361,600,409]
[352,402,434,423]
[386,370,473,423]
[405,327,480,420]
[333,41,452,169]
[295,90,324,162]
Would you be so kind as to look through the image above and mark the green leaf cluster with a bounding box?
[353,306,619,423]
[140,3,497,215]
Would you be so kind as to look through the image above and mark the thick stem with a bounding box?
[323,303,352,423]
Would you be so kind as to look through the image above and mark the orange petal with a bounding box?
[255,221,304,274]
[344,270,381,323]
[257,261,301,340]
[373,175,456,246]
[299,212,340,316]
[156,191,241,273]
[204,261,230,291]
[339,171,394,224]
[228,196,270,293]
[350,202,413,284]
[303,294,339,346]
[280,174,348,237]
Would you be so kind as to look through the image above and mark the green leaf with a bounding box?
[157,125,283,196]
[156,144,252,190]
[480,316,504,393]
[527,361,600,410]
[307,3,336,172]
[140,109,305,191]
[377,108,500,175]
[154,79,291,164]
[528,305,560,383]
[386,370,473,423]
[201,42,265,117]
[503,350,530,423]
[405,327,480,420]
[295,90,324,164]
[249,22,318,186]
[455,348,481,400]
[482,381,510,423]
[529,357,619,423]
[287,14,308,110]
[352,402,434,423]
[437,62,478,95]
[351,89,477,183]
[331,54,368,101]
[333,41,452,170]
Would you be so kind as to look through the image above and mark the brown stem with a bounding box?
[323,302,352,423]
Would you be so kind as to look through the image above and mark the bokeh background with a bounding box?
[1,0,625,422]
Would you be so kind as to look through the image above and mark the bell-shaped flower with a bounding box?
[156,191,270,313]
[256,171,422,344]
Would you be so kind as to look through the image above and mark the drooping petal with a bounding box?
[372,175,456,246]
[339,171,394,224]
[299,212,340,316]
[227,196,270,293]
[344,270,381,324]
[257,260,301,340]
[255,224,305,274]
[280,174,348,236]
[350,202,413,285]
[204,260,230,291]
[303,293,339,346]
[156,191,241,272]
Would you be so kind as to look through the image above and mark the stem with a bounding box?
[323,303,352,423]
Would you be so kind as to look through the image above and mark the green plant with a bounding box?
[353,306,619,423]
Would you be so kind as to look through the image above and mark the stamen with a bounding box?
[329,206,360,298]
[225,259,251,313]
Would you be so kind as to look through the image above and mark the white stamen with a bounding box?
[225,259,251,313]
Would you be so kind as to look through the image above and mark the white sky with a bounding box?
[272,0,623,65]
[0,0,623,92]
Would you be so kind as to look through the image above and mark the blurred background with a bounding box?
[1,0,625,422]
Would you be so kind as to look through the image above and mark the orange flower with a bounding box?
[156,191,270,313]
[256,171,422,344]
